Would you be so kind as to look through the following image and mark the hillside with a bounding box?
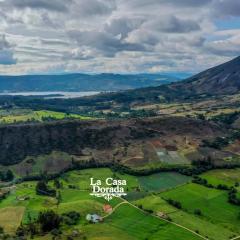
[0,73,179,92]
[0,117,229,170]
[177,56,240,95]
[75,56,240,106]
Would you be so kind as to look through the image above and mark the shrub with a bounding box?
[38,210,62,232]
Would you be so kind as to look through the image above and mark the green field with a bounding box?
[138,172,191,192]
[83,204,202,240]
[133,194,236,240]
[160,183,240,237]
[0,168,239,239]
[0,109,92,124]
[201,168,240,188]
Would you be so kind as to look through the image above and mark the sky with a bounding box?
[0,0,239,75]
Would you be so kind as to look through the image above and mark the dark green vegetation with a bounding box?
[0,115,235,179]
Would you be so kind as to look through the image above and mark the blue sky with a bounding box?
[216,17,240,30]
[0,0,239,75]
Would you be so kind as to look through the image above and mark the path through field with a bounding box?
[103,198,208,240]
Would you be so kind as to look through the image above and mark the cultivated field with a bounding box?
[160,183,240,238]
[0,109,91,124]
[138,172,191,192]
[0,168,239,239]
[201,168,240,188]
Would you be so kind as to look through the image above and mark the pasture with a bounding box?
[133,195,236,240]
[0,168,239,239]
[83,204,202,240]
[138,172,191,192]
[160,183,240,236]
[201,168,240,188]
[0,109,92,124]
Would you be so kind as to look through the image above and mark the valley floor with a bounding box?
[0,168,240,240]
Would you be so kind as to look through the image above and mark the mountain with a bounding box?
[82,56,240,105]
[175,56,240,95]
[0,57,239,113]
[0,73,180,92]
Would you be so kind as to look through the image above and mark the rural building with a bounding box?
[157,211,168,219]
[86,214,103,223]
[103,204,113,213]
[16,195,30,201]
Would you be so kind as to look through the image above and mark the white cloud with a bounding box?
[0,0,239,74]
[0,34,16,65]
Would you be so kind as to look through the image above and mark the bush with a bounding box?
[36,181,56,197]
[62,211,80,225]
[194,209,202,216]
[166,199,182,209]
[38,210,62,232]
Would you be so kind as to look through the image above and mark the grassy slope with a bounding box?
[1,168,239,239]
[160,183,240,237]
[103,204,202,240]
[201,168,240,188]
[133,195,235,240]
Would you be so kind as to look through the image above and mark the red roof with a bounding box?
[103,204,112,212]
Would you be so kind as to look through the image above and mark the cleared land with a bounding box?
[0,206,25,234]
[0,109,91,124]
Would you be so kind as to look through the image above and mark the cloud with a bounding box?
[73,0,116,17]
[0,0,238,74]
[204,31,240,57]
[150,16,201,33]
[121,0,211,8]
[214,0,240,17]
[4,0,70,12]
[0,35,16,65]
[104,17,144,39]
[68,30,145,57]
[164,0,212,7]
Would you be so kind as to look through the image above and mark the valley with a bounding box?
[0,56,240,239]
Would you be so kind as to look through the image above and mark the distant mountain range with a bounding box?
[0,73,180,92]
[68,56,240,107]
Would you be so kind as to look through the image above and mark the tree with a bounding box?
[56,191,62,207]
[38,210,62,232]
[36,181,56,197]
[54,179,61,189]
[62,211,80,225]
[194,209,202,216]
[0,170,14,182]
[6,169,14,181]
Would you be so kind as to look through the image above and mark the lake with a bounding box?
[0,91,100,99]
